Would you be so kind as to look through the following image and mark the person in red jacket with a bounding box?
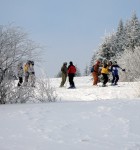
[67,61,76,88]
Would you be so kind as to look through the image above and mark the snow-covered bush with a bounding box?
[6,83,34,104]
[2,77,57,104]
[34,77,57,102]
[118,46,140,82]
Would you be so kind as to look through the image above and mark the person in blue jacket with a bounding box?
[110,61,125,85]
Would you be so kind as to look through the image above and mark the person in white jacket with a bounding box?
[28,61,35,87]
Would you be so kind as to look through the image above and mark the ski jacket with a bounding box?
[68,65,76,74]
[93,62,100,74]
[24,64,29,73]
[111,65,120,76]
[101,63,109,74]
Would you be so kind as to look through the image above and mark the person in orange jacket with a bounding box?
[92,60,101,86]
[67,61,76,88]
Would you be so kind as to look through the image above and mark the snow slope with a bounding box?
[0,76,140,150]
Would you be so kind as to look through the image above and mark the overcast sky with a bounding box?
[0,0,140,77]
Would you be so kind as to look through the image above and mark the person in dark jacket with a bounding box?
[111,61,125,85]
[60,62,68,87]
[67,61,76,88]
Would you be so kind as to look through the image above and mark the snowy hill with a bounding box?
[0,76,140,150]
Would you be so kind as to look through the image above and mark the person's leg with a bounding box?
[31,74,36,87]
[115,75,119,85]
[102,74,108,86]
[60,73,65,87]
[71,74,75,87]
[102,74,105,86]
[63,75,67,85]
[17,77,23,86]
[104,74,108,85]
[112,74,115,84]
[23,74,29,86]
[93,72,98,85]
[69,74,73,87]
[20,77,23,85]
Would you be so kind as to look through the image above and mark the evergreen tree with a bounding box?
[115,19,125,54]
[90,12,140,62]
[99,34,116,60]
[124,12,140,50]
[90,51,97,68]
[90,12,140,78]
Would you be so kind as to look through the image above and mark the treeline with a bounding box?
[90,12,140,81]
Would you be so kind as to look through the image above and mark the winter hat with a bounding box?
[69,61,73,65]
[63,62,67,65]
[96,60,101,64]
[109,60,112,66]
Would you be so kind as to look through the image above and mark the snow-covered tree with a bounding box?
[0,25,41,104]
[90,12,140,68]
[100,42,114,60]
[95,32,117,62]
[124,12,140,51]
[89,51,98,69]
[118,46,140,82]
[115,19,125,54]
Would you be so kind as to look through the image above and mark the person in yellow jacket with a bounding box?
[23,62,30,86]
[101,59,110,87]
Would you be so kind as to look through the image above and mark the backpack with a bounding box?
[91,66,94,73]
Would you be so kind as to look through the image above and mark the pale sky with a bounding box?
[0,0,140,77]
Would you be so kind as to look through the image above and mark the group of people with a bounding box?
[60,61,76,89]
[92,59,125,87]
[17,59,124,88]
[59,59,125,89]
[17,60,35,87]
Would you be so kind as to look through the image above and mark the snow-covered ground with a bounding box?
[0,76,140,150]
[50,76,140,101]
